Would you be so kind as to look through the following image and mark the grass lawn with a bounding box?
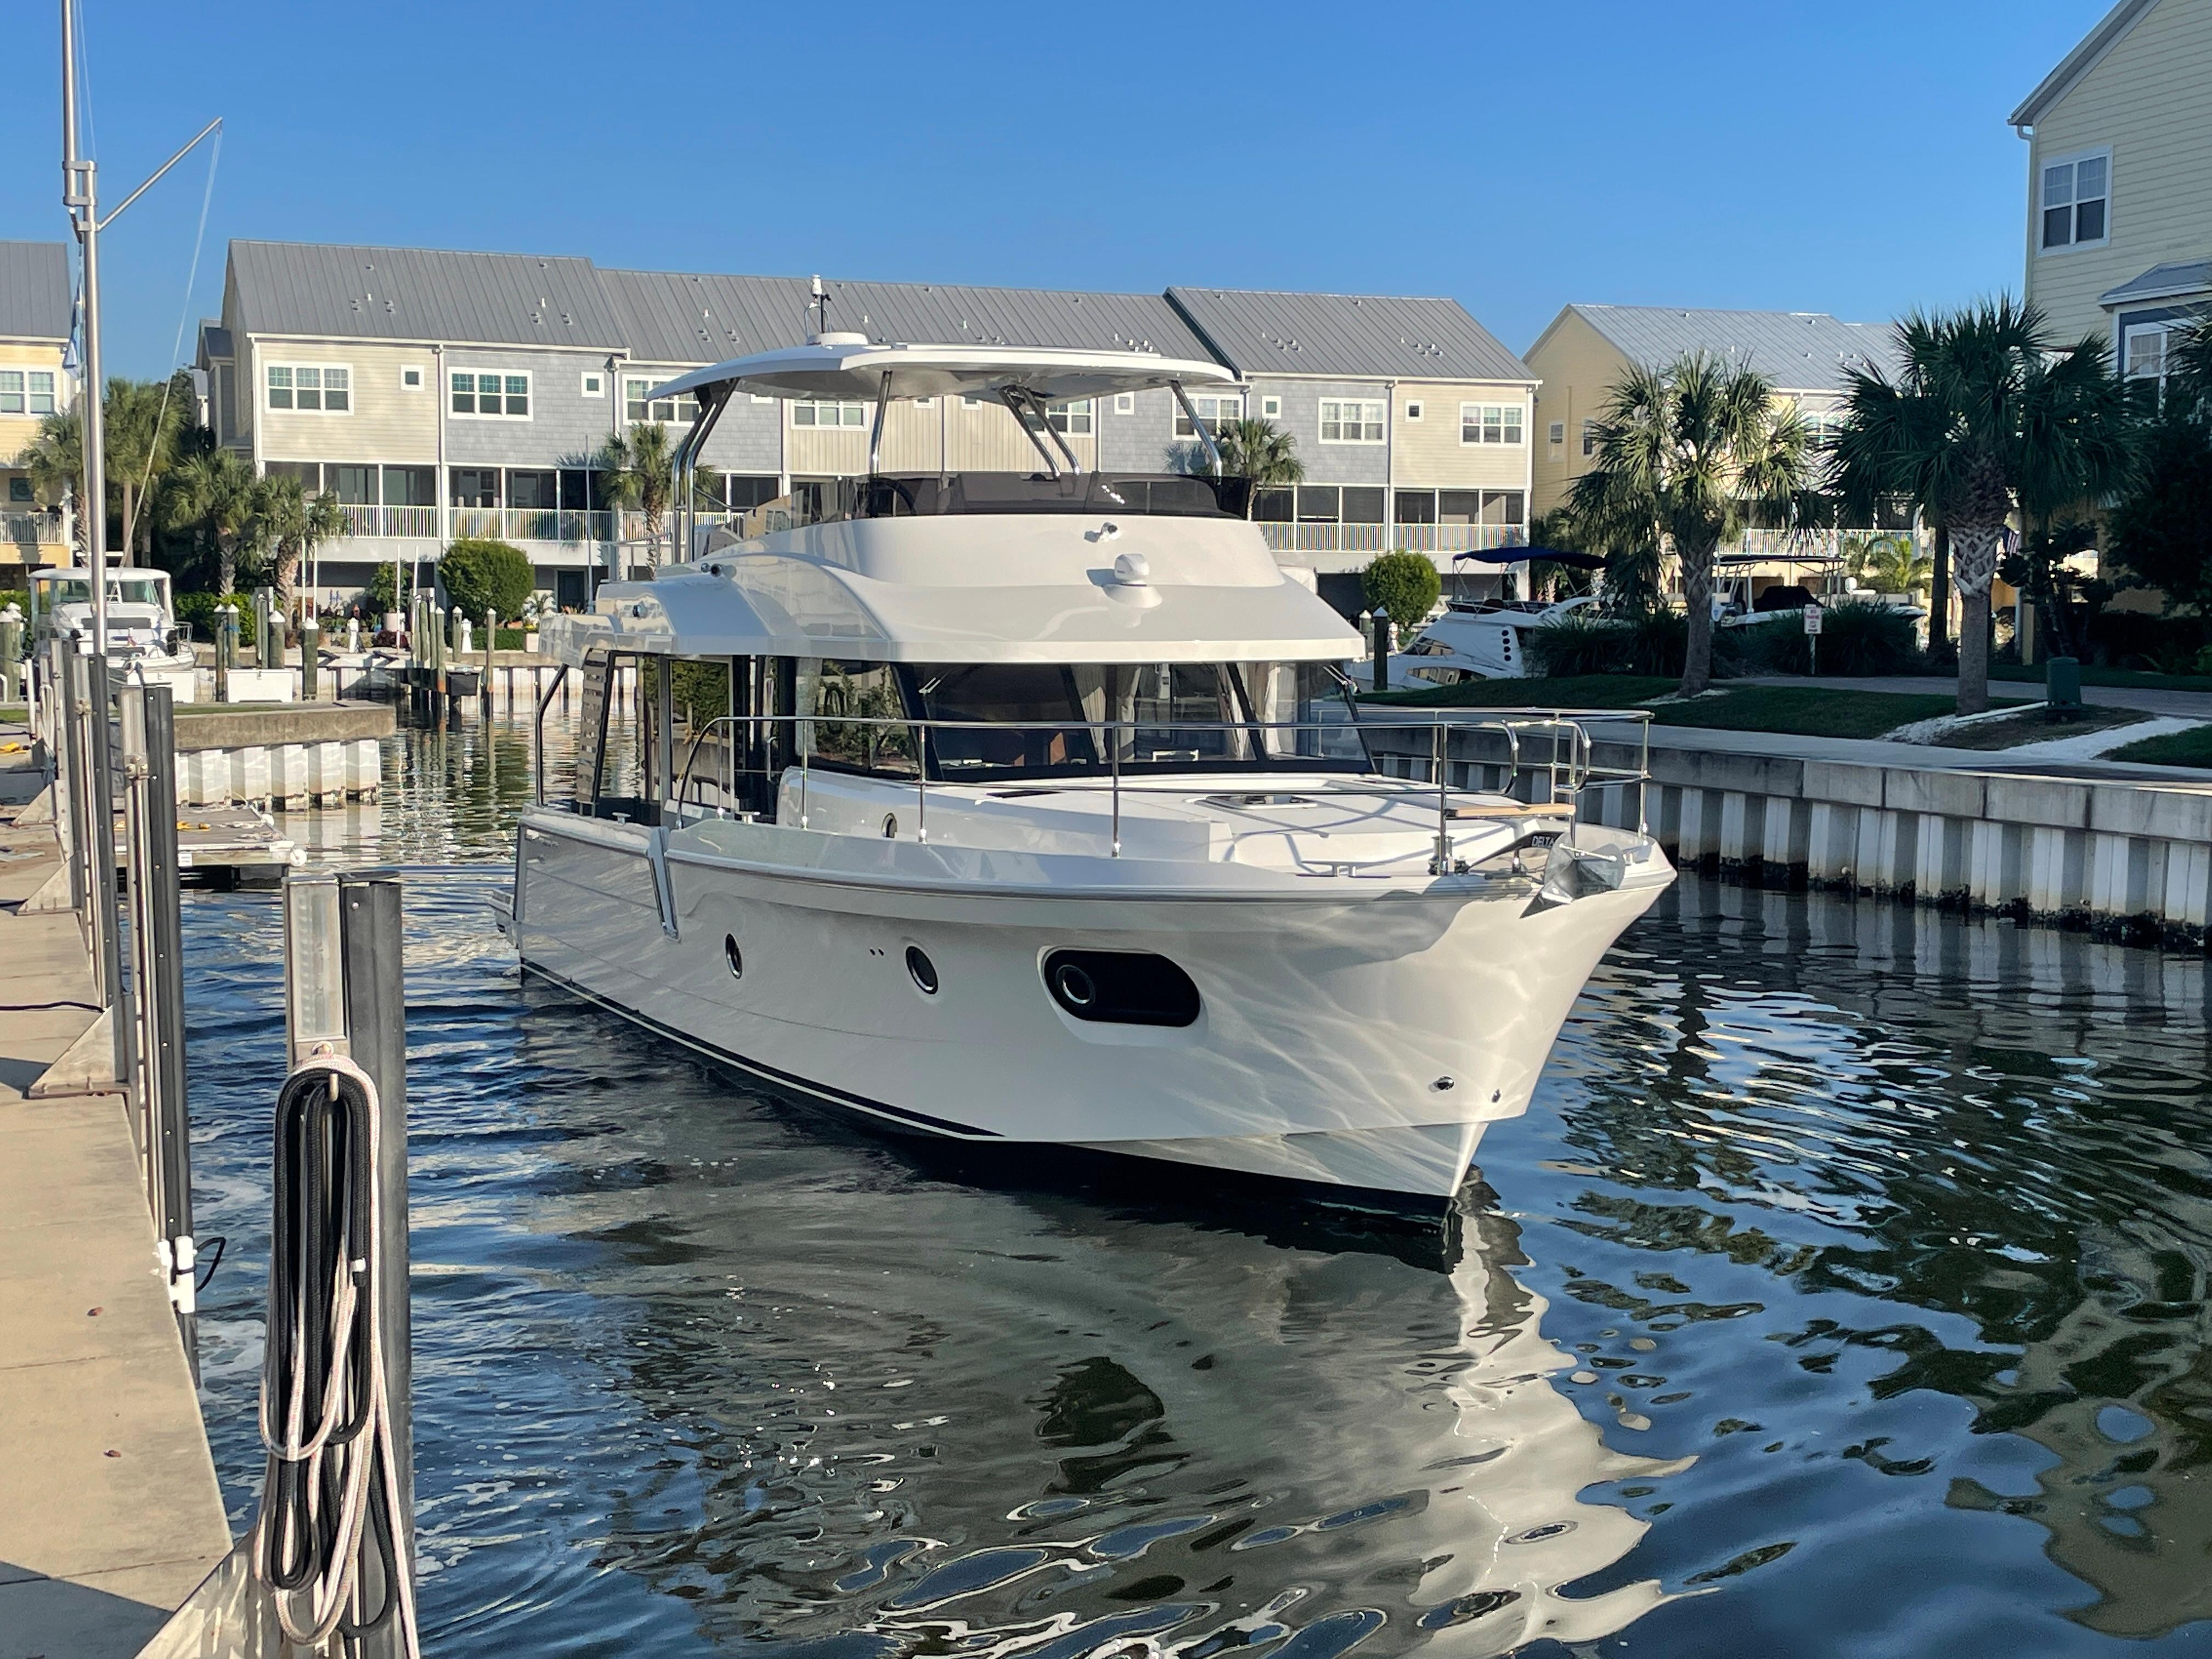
[2109,725,2212,767]
[1365,674,1678,710]
[1928,704,2146,751]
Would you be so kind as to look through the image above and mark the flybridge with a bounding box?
[645,336,1244,556]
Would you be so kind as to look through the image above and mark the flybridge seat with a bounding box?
[841,471,1248,521]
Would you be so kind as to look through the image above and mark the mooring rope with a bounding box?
[253,1054,421,1656]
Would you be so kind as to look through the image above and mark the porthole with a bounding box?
[883,813,899,838]
[724,933,743,979]
[905,945,938,995]
[1042,950,1200,1027]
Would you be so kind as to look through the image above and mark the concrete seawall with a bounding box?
[1370,723,2212,950]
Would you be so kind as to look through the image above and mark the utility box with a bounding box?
[2046,655,2082,712]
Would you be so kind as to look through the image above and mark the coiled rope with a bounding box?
[253,1056,421,1656]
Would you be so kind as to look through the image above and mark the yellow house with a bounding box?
[0,241,77,584]
[2010,0,2212,380]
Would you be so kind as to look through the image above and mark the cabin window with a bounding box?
[0,370,57,415]
[452,370,529,418]
[1460,403,1523,445]
[2040,150,2109,250]
[1173,394,1242,438]
[624,377,698,424]
[792,399,867,428]
[799,660,918,776]
[1319,399,1384,443]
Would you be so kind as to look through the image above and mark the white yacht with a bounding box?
[30,565,199,699]
[507,338,1673,1207]
[1385,594,1601,689]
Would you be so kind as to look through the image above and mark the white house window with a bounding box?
[1548,420,1566,446]
[0,370,56,416]
[1114,392,1135,415]
[1405,400,1425,422]
[1318,399,1384,443]
[1260,394,1282,419]
[267,364,351,413]
[2040,151,2109,250]
[1581,420,1599,458]
[1461,403,1523,445]
[400,365,424,390]
[580,371,605,397]
[2126,325,2170,385]
[1047,399,1093,435]
[1174,393,1243,437]
[623,377,696,424]
[450,370,528,418]
[792,399,866,427]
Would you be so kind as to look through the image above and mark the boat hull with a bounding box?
[511,813,1667,1204]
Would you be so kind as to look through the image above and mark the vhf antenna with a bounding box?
[811,274,830,338]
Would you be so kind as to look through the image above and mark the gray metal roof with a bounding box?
[0,242,72,342]
[196,319,232,360]
[1559,304,1900,392]
[1165,287,1533,383]
[2100,260,2212,306]
[602,268,1211,365]
[228,240,628,348]
[2010,0,2157,128]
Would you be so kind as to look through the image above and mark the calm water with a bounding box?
[184,716,2212,1656]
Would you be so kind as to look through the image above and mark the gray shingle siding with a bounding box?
[1263,379,1391,485]
[442,348,622,469]
[1167,287,1533,383]
[0,242,72,342]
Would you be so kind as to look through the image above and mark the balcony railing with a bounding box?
[3,510,66,548]
[336,504,444,540]
[1257,522,1527,555]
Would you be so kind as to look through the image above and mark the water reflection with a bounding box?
[171,719,2212,1654]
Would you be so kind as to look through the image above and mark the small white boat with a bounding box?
[30,565,199,700]
[507,336,1673,1208]
[1385,595,1601,688]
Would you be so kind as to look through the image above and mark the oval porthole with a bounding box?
[905,945,938,995]
[882,813,899,838]
[1042,950,1201,1027]
[1051,961,1097,1009]
[724,933,743,979]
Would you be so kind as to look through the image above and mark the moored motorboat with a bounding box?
[506,336,1673,1208]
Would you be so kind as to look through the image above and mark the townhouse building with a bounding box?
[1,241,78,583]
[2010,0,2212,386]
[196,240,1536,614]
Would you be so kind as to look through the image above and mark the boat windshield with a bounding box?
[828,472,1248,523]
[904,661,1354,780]
[32,575,166,608]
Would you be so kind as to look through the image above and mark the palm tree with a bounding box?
[1211,417,1304,517]
[261,474,349,614]
[1831,299,2132,713]
[1568,353,1813,696]
[165,448,268,595]
[595,422,719,566]
[1855,533,1933,597]
[103,377,191,559]
[17,412,85,561]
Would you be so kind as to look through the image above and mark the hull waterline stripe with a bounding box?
[518,960,1001,1139]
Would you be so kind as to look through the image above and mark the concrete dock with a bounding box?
[0,735,231,1659]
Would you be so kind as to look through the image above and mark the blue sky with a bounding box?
[4,0,2109,380]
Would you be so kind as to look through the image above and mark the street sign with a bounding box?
[1802,604,1824,636]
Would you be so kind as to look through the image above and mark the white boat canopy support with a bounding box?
[641,338,1237,409]
[540,518,1365,667]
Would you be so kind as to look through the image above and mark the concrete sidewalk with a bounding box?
[0,736,232,1659]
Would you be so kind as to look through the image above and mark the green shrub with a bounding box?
[1739,600,1921,676]
[1359,551,1442,648]
[1527,607,1743,679]
[0,589,26,618]
[437,538,534,624]
[176,591,256,648]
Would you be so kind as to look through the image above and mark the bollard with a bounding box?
[483,608,495,704]
[214,603,236,703]
[1371,606,1390,692]
[121,682,196,1372]
[0,605,21,704]
[253,589,273,669]
[281,871,414,1655]
[300,613,320,703]
[348,616,361,654]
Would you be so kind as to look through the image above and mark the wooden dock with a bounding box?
[0,733,232,1659]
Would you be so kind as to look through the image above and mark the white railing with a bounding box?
[2,510,64,547]
[451,507,614,544]
[1257,522,1528,556]
[336,504,442,541]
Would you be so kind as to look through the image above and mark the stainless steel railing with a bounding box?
[661,707,1652,872]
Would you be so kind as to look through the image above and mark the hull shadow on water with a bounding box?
[168,717,2212,1656]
